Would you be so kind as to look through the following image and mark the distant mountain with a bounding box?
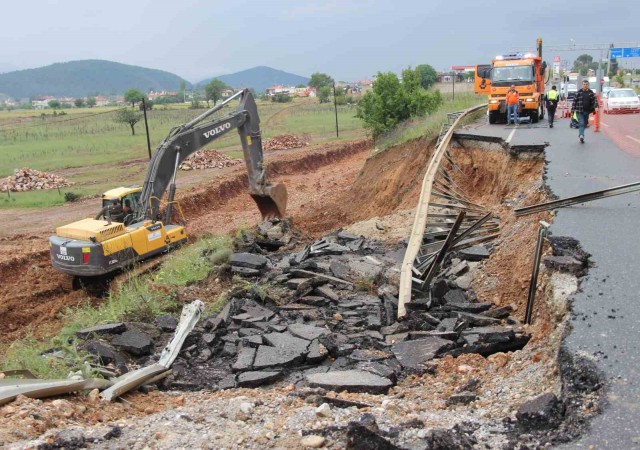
[196,66,309,93]
[0,60,191,98]
[0,63,20,75]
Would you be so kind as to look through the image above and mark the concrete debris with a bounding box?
[179,150,242,170]
[1,167,74,192]
[301,435,327,448]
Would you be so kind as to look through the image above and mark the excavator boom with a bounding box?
[138,88,286,222]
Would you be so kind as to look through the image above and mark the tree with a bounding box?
[114,108,142,135]
[356,69,443,138]
[86,97,97,107]
[415,64,437,89]
[74,98,85,108]
[317,86,332,103]
[572,54,599,76]
[204,79,228,107]
[124,89,146,108]
[309,72,334,89]
[48,100,61,109]
[295,83,307,88]
[271,93,292,103]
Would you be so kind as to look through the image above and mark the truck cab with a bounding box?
[475,41,547,124]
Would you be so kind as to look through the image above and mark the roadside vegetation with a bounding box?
[0,98,365,209]
[373,91,484,152]
[2,234,233,379]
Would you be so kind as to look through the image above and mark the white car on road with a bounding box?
[604,88,640,113]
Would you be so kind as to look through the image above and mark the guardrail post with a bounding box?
[525,221,550,325]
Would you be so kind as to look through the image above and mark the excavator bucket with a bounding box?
[251,182,287,219]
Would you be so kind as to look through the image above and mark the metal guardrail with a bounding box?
[398,104,491,319]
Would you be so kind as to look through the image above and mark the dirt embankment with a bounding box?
[0,139,372,345]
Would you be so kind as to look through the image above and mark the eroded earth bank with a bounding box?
[0,133,604,449]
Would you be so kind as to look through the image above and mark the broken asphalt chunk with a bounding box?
[232,347,256,372]
[306,370,393,394]
[111,329,153,356]
[76,323,126,339]
[391,337,455,370]
[288,323,329,341]
[345,422,400,449]
[230,252,268,270]
[458,245,490,261]
[253,346,305,369]
[154,315,177,332]
[516,392,562,429]
[237,370,283,388]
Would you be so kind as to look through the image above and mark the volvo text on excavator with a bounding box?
[49,89,286,277]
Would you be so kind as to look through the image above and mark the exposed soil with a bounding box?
[0,139,371,344]
[0,131,603,448]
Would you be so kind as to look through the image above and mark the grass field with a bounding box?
[0,98,366,208]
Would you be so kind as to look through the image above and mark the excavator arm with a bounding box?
[137,89,287,223]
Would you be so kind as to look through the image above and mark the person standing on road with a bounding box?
[545,85,560,128]
[506,85,520,125]
[571,80,598,143]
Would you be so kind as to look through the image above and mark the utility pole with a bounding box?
[452,71,455,100]
[332,82,339,137]
[141,98,152,160]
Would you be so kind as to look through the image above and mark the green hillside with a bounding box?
[197,66,309,93]
[0,60,191,98]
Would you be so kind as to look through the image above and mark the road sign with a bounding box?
[610,47,640,58]
[553,55,561,63]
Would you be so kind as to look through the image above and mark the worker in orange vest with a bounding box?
[506,85,520,125]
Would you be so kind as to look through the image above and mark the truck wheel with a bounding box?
[489,111,498,124]
[531,111,539,123]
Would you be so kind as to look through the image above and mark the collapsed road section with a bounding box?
[0,117,606,448]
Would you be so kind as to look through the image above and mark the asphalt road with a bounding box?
[470,111,640,449]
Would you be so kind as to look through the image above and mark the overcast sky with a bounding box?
[1,0,638,82]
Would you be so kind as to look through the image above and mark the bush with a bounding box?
[64,192,81,202]
[271,93,292,103]
[356,68,443,138]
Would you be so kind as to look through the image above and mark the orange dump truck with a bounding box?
[475,38,548,124]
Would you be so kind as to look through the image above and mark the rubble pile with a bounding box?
[263,134,309,151]
[179,150,242,171]
[74,220,530,395]
[0,168,74,192]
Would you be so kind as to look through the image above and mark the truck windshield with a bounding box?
[491,65,534,85]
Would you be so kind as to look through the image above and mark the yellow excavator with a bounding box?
[49,89,286,277]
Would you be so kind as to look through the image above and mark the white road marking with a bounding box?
[506,126,517,144]
[600,122,610,127]
[626,135,640,145]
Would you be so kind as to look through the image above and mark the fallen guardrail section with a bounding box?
[398,104,499,318]
[0,300,203,406]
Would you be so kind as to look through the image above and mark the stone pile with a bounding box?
[263,134,309,151]
[1,168,74,192]
[179,150,242,170]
